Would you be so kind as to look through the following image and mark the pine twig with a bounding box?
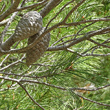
[73,90,110,107]
[17,82,45,110]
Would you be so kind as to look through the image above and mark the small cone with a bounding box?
[12,11,43,42]
[26,33,50,66]
[1,11,43,51]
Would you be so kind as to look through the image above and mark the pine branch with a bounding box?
[73,91,110,107]
[18,82,45,110]
[16,0,48,11]
[47,27,110,51]
[40,0,63,18]
[0,0,21,22]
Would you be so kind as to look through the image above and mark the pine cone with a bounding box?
[26,32,50,66]
[12,11,43,42]
[1,11,43,50]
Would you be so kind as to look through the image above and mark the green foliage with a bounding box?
[0,0,110,109]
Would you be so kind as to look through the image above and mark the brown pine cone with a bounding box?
[1,11,43,51]
[26,32,50,66]
[12,11,43,42]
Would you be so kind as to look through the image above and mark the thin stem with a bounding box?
[18,82,45,110]
[73,91,110,107]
